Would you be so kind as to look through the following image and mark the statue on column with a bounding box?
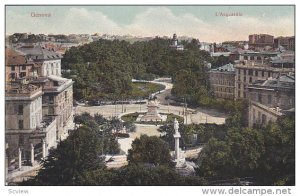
[42,139,46,159]
[31,144,35,166]
[173,118,184,167]
[18,148,22,170]
[173,119,195,176]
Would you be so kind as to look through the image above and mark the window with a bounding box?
[10,73,16,79]
[243,69,246,75]
[18,105,23,115]
[11,66,15,71]
[255,71,258,77]
[49,96,54,104]
[42,96,48,104]
[249,77,252,83]
[268,94,272,104]
[19,135,24,145]
[238,84,241,89]
[20,72,26,78]
[262,71,265,77]
[249,70,253,76]
[258,94,262,103]
[268,72,271,77]
[18,120,24,129]
[244,76,246,82]
[65,91,68,101]
[262,114,267,125]
[238,69,241,74]
[49,107,55,115]
[22,65,26,70]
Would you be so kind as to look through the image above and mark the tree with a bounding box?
[212,55,231,68]
[226,127,264,177]
[127,135,172,166]
[196,115,295,185]
[257,115,295,185]
[78,164,207,185]
[197,138,231,178]
[21,126,105,185]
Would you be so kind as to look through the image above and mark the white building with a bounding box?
[170,34,184,51]
[199,42,211,52]
[16,45,62,77]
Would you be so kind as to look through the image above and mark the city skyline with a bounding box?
[6,5,294,42]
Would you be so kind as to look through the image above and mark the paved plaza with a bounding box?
[74,78,227,156]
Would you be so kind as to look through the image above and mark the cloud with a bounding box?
[60,8,122,34]
[6,7,294,42]
[124,7,214,39]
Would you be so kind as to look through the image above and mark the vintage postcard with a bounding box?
[4,4,295,192]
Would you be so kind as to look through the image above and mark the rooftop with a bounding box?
[5,82,43,100]
[5,48,35,66]
[210,63,235,72]
[234,61,295,72]
[249,74,295,90]
[16,45,63,61]
[241,51,279,56]
[43,75,74,93]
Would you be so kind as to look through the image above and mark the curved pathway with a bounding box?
[74,78,228,160]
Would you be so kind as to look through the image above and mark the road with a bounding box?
[75,78,227,125]
[74,78,227,163]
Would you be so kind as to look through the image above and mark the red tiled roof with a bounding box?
[5,48,35,66]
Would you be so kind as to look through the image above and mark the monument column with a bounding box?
[173,118,181,161]
[18,148,22,170]
[42,139,46,158]
[31,144,34,165]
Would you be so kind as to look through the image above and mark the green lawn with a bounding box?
[129,82,165,99]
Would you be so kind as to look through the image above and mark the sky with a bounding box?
[5,5,295,42]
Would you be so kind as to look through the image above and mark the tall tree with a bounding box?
[127,135,172,166]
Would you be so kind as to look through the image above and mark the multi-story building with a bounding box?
[274,36,295,51]
[248,34,274,47]
[5,48,38,82]
[274,36,290,49]
[5,82,57,169]
[30,75,74,140]
[248,74,295,127]
[234,61,294,100]
[239,51,279,63]
[248,34,259,44]
[5,46,74,173]
[288,36,295,51]
[16,45,62,77]
[209,63,235,99]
